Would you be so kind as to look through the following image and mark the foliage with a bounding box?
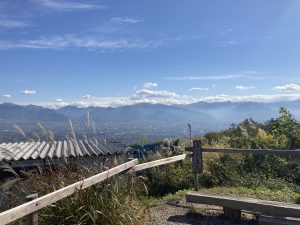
[39,179,146,225]
[140,139,193,197]
[2,157,147,225]
[138,108,300,203]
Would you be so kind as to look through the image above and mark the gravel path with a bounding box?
[147,199,257,225]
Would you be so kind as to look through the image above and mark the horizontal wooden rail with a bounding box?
[203,148,300,156]
[185,146,300,156]
[132,153,192,172]
[0,159,138,225]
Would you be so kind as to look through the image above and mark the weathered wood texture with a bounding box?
[259,215,300,225]
[132,154,192,172]
[185,146,300,156]
[26,194,38,225]
[0,159,138,225]
[223,207,241,221]
[186,192,300,218]
[192,140,202,191]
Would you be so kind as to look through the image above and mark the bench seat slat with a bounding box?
[186,191,300,218]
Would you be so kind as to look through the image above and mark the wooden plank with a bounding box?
[186,192,300,218]
[203,148,300,156]
[185,146,300,156]
[0,159,138,225]
[132,154,192,172]
[26,194,38,225]
[259,215,300,225]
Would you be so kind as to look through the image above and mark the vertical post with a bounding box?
[192,140,203,191]
[127,158,134,194]
[297,157,300,172]
[26,193,38,225]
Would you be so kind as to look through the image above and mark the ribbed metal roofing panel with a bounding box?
[78,140,90,156]
[11,142,30,161]
[83,140,99,156]
[39,143,50,159]
[67,140,76,157]
[22,142,41,160]
[90,140,106,155]
[14,142,36,161]
[0,139,126,163]
[31,141,46,159]
[54,141,62,158]
[47,142,56,159]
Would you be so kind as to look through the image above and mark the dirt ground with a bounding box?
[147,199,257,225]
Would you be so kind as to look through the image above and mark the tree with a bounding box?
[270,107,298,149]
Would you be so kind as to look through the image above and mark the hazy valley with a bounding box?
[1,100,299,144]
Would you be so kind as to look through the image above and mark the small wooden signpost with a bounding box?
[190,140,203,191]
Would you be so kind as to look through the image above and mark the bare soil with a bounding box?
[147,199,257,225]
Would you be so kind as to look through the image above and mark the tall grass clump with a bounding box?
[138,138,193,197]
[39,178,147,225]
[1,120,148,225]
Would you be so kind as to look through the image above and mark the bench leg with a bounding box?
[223,207,241,221]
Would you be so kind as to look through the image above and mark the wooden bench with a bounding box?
[259,215,300,225]
[186,191,300,224]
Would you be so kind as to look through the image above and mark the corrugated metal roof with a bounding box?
[0,138,127,162]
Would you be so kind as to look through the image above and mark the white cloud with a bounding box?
[0,35,161,51]
[188,87,209,92]
[2,94,11,98]
[200,93,300,103]
[132,89,178,99]
[111,17,143,24]
[22,90,36,95]
[235,85,255,91]
[82,94,93,99]
[37,0,105,11]
[0,20,27,28]
[143,82,158,88]
[273,84,300,91]
[165,74,243,81]
[38,90,300,109]
[56,98,63,102]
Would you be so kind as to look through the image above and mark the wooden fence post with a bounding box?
[127,158,134,194]
[26,194,38,225]
[192,140,203,191]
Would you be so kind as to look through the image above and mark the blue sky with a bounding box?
[1,0,300,108]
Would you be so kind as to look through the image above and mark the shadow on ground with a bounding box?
[167,213,257,225]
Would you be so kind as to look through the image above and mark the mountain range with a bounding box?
[0,100,299,126]
[0,101,299,142]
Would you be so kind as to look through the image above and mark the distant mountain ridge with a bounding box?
[0,103,68,123]
[1,100,300,126]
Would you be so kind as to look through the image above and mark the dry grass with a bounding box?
[0,120,148,225]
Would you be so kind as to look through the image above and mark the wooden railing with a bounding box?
[1,140,300,225]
